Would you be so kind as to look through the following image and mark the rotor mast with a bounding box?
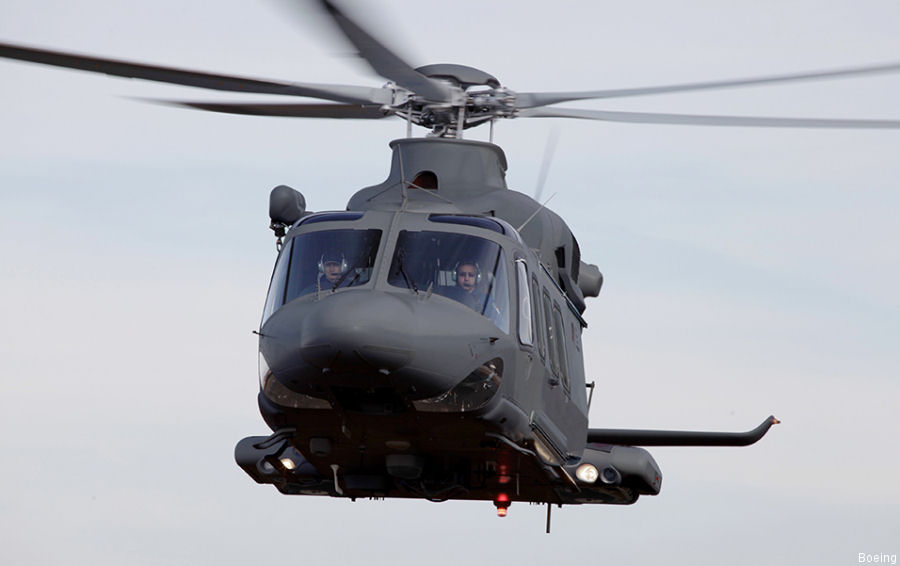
[387,63,515,139]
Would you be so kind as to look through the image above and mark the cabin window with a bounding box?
[388,230,510,334]
[532,278,545,361]
[262,229,382,320]
[552,304,570,391]
[515,260,532,346]
[543,291,559,380]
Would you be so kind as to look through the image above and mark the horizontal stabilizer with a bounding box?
[587,415,779,447]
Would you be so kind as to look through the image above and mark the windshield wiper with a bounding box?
[332,251,369,291]
[396,253,418,294]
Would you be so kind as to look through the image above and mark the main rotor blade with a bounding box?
[318,0,454,102]
[145,99,392,119]
[534,128,560,202]
[519,107,900,129]
[0,41,392,105]
[516,61,900,108]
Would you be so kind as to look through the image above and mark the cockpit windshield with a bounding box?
[262,229,382,321]
[388,231,510,334]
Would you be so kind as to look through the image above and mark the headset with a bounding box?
[319,253,348,275]
[454,259,482,285]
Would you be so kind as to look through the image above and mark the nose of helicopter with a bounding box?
[297,291,415,372]
[260,289,504,401]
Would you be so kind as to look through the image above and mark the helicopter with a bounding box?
[3,0,899,530]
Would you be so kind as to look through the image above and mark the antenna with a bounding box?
[517,193,557,233]
[398,144,408,209]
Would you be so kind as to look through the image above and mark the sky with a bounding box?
[1,0,898,564]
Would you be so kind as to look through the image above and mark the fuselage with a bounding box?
[255,208,591,502]
[236,137,664,507]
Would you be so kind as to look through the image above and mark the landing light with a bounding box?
[575,463,599,484]
[413,359,503,413]
[279,457,297,471]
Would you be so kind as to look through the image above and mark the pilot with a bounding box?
[320,252,347,286]
[453,260,487,312]
[300,251,349,296]
[456,261,479,293]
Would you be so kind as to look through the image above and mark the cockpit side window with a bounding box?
[261,238,294,323]
[516,260,533,346]
[388,230,510,334]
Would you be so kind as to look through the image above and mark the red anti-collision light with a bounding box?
[494,493,510,517]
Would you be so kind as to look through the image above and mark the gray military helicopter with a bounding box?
[4,0,899,528]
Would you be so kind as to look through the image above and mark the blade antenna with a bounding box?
[517,193,557,233]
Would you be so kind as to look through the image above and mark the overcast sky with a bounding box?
[1,1,898,564]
